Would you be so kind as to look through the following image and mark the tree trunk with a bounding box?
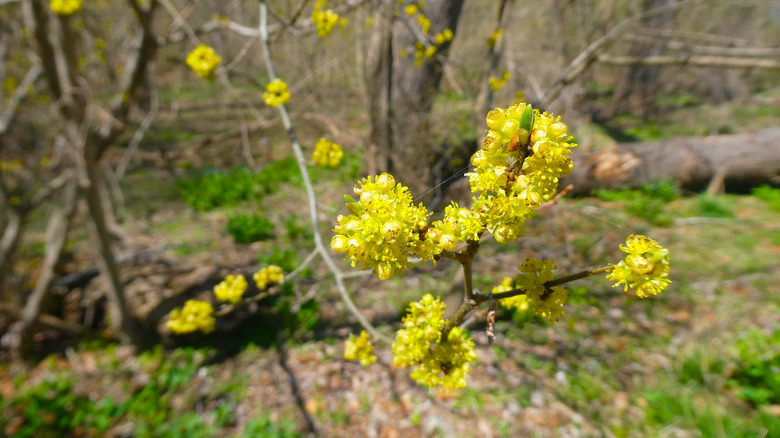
[2,178,77,358]
[365,0,465,195]
[561,128,780,196]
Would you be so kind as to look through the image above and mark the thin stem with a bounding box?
[257,0,389,344]
[440,264,614,342]
[485,265,614,302]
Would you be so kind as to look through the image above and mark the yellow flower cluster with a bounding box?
[392,294,477,391]
[429,202,484,250]
[469,103,577,243]
[411,28,453,65]
[489,72,511,91]
[494,277,530,312]
[253,265,284,290]
[50,0,82,15]
[186,45,221,82]
[607,234,671,298]
[263,79,291,107]
[214,274,248,305]
[330,173,439,280]
[312,138,344,168]
[487,28,503,48]
[515,258,567,321]
[344,330,377,367]
[312,0,347,37]
[168,300,215,334]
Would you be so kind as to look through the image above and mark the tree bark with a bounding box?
[365,0,465,195]
[561,128,780,196]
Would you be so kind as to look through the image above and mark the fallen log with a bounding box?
[561,128,780,196]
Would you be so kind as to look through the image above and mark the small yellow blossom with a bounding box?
[344,330,377,367]
[213,274,248,305]
[168,300,215,334]
[607,235,671,298]
[186,45,221,82]
[312,138,344,168]
[263,78,291,107]
[50,0,82,15]
[488,72,510,91]
[253,265,284,290]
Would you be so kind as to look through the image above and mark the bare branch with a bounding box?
[0,63,42,134]
[597,54,780,70]
[542,0,700,108]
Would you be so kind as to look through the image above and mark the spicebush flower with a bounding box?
[312,138,344,168]
[263,78,291,107]
[515,258,567,321]
[168,300,215,334]
[392,294,477,391]
[214,274,248,305]
[607,234,671,298]
[50,0,81,15]
[344,330,377,367]
[186,45,221,82]
[253,265,284,290]
[312,0,345,38]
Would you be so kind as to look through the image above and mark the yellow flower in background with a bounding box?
[186,45,221,82]
[168,300,215,334]
[344,330,377,367]
[607,234,671,298]
[253,265,284,290]
[263,79,291,107]
[50,0,82,15]
[214,274,248,305]
[488,72,511,91]
[312,0,345,37]
[312,138,344,168]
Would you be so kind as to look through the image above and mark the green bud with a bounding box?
[519,104,535,132]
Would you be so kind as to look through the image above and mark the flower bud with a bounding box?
[376,262,394,280]
[439,234,457,251]
[425,227,442,242]
[530,129,547,144]
[550,121,567,138]
[486,109,506,131]
[359,190,373,205]
[330,235,349,253]
[376,173,395,191]
[500,118,520,139]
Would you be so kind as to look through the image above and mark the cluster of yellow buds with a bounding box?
[392,294,477,390]
[213,274,248,305]
[607,234,672,298]
[167,300,215,334]
[253,265,284,290]
[49,0,82,15]
[343,330,377,367]
[470,103,577,243]
[263,78,291,107]
[312,0,347,38]
[515,258,567,321]
[489,72,511,91]
[186,45,221,82]
[330,173,439,280]
[312,138,344,168]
